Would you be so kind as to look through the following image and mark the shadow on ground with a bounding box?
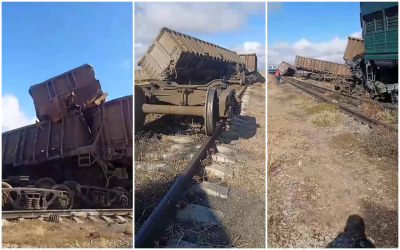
[326,215,375,248]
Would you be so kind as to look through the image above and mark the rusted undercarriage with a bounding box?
[135,79,240,135]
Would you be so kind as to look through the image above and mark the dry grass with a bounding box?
[2,219,132,248]
[363,126,398,161]
[267,152,286,178]
[360,102,398,124]
[330,133,362,150]
[310,111,341,127]
[135,132,207,233]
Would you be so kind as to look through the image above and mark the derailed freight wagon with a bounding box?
[136,27,257,135]
[295,55,351,79]
[278,61,296,76]
[29,64,107,122]
[2,66,132,211]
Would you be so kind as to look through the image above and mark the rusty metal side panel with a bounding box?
[138,27,245,82]
[278,61,296,76]
[29,64,103,122]
[294,55,351,77]
[239,54,257,72]
[2,113,90,167]
[344,36,365,60]
[91,95,133,158]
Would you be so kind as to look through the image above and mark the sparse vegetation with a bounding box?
[363,126,398,161]
[2,219,133,248]
[360,102,397,124]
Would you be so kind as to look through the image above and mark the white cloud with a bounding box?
[2,94,35,132]
[234,42,266,70]
[135,2,264,45]
[134,43,147,69]
[267,31,362,66]
[134,2,266,71]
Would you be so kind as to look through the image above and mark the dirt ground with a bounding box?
[2,218,133,248]
[202,82,266,248]
[267,74,398,248]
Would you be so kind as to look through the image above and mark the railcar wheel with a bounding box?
[63,181,82,209]
[135,86,147,132]
[204,87,219,136]
[111,187,131,208]
[2,182,12,189]
[35,178,56,189]
[51,184,74,209]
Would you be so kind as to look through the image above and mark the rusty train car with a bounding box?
[239,53,257,73]
[294,55,351,79]
[2,65,132,211]
[278,61,297,76]
[135,27,258,135]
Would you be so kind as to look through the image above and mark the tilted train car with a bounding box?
[278,61,297,76]
[29,64,106,122]
[294,55,351,79]
[2,65,132,210]
[239,53,257,73]
[138,27,254,85]
[135,27,257,135]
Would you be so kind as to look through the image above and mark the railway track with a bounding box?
[135,84,251,248]
[2,208,133,223]
[282,77,397,131]
[286,77,398,110]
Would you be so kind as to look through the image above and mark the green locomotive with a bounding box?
[346,2,398,103]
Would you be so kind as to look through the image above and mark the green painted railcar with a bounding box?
[359,2,398,103]
[361,2,398,61]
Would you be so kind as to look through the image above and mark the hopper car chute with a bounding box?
[135,27,257,135]
[2,65,132,211]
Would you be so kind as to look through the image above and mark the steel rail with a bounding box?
[284,77,398,110]
[284,79,397,131]
[135,83,249,248]
[135,121,224,247]
[2,208,132,220]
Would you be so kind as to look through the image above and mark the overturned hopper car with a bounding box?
[2,65,132,211]
[239,53,257,73]
[278,61,296,76]
[138,27,256,85]
[29,64,107,122]
[295,55,351,79]
[135,27,258,135]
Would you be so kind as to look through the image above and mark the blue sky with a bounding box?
[268,2,360,44]
[267,2,362,66]
[2,2,132,130]
[134,2,266,69]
